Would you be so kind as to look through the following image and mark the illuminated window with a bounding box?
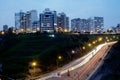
[41,23,44,27]
[47,23,50,27]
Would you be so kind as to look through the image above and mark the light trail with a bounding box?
[36,41,117,80]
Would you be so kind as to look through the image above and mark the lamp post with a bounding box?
[82,46,86,52]
[56,55,62,69]
[31,61,37,77]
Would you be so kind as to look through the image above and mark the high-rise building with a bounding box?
[94,17,104,33]
[71,17,104,34]
[57,13,69,32]
[15,10,38,33]
[28,10,38,32]
[87,18,94,33]
[71,18,88,33]
[66,17,69,31]
[39,8,55,33]
[15,8,69,33]
[80,19,88,33]
[71,18,81,32]
[3,25,8,32]
[15,11,24,32]
[53,11,57,31]
[32,21,40,32]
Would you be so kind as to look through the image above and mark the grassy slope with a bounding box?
[0,33,88,78]
[0,33,119,79]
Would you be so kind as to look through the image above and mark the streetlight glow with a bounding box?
[12,30,16,33]
[64,29,67,32]
[88,43,92,47]
[82,46,85,50]
[92,41,96,44]
[1,31,5,35]
[58,55,62,60]
[30,61,38,77]
[72,50,75,54]
[98,37,102,42]
[31,62,37,67]
[107,39,109,42]
[20,28,24,33]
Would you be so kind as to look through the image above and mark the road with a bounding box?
[74,44,109,80]
[35,42,117,80]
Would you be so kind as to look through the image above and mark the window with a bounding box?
[47,23,50,27]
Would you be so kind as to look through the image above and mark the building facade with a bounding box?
[15,8,69,33]
[3,25,8,32]
[71,18,81,32]
[71,18,89,33]
[87,18,94,33]
[71,17,104,34]
[28,10,38,33]
[94,17,104,33]
[39,8,56,33]
[15,11,24,32]
[15,10,38,33]
[57,13,69,32]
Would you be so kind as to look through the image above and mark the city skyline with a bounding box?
[0,0,120,30]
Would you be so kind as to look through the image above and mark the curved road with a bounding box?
[35,42,116,80]
[74,45,109,80]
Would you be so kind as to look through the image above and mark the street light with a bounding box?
[82,46,86,50]
[64,29,68,32]
[88,43,92,47]
[12,30,16,34]
[32,62,37,67]
[58,55,62,60]
[98,37,102,42]
[56,55,62,68]
[31,61,37,77]
[107,39,109,42]
[20,28,24,33]
[92,41,96,44]
[71,50,75,54]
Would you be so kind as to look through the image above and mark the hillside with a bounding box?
[0,33,119,79]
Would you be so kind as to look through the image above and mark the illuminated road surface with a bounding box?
[35,41,117,80]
